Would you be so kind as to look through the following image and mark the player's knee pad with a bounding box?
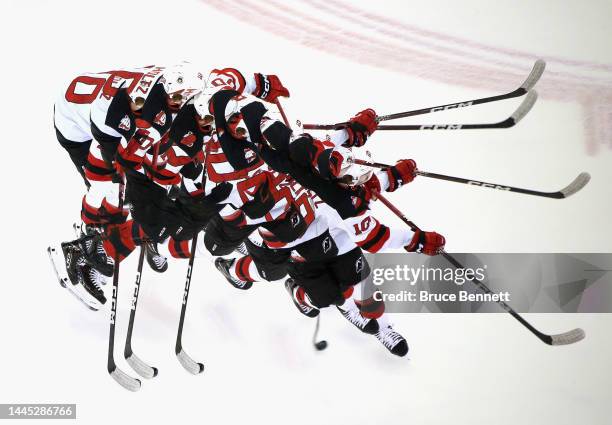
[203,220,239,256]
[204,215,255,256]
[288,263,344,308]
[245,239,290,281]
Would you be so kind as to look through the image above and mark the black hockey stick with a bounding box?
[108,251,142,391]
[351,159,591,199]
[312,315,328,351]
[377,59,546,122]
[303,91,537,131]
[124,246,158,379]
[375,192,585,346]
[302,60,545,130]
[175,236,205,374]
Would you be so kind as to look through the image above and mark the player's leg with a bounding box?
[216,233,291,290]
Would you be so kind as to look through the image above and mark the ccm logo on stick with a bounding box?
[467,181,511,191]
[430,101,473,112]
[420,124,463,130]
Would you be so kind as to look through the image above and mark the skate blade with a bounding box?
[47,245,101,312]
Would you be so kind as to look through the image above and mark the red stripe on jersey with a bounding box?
[358,222,391,253]
[87,153,111,170]
[166,148,193,167]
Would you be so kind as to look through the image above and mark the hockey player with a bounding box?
[212,154,445,356]
[50,66,170,309]
[49,64,202,309]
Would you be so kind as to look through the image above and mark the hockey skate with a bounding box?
[234,242,248,256]
[215,258,253,290]
[73,223,114,277]
[337,300,379,335]
[47,242,107,310]
[144,240,168,273]
[374,324,409,357]
[285,278,319,318]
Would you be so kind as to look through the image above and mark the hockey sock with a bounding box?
[340,281,385,319]
[229,256,263,282]
[81,196,105,225]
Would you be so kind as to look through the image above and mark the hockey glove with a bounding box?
[254,73,290,102]
[386,159,417,191]
[344,108,377,147]
[405,230,446,256]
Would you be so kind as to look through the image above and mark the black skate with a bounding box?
[337,301,379,335]
[47,242,106,310]
[374,324,409,357]
[144,241,168,273]
[215,258,253,290]
[73,222,114,277]
[285,278,319,318]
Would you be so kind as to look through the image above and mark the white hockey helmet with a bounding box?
[193,89,215,132]
[194,88,252,139]
[161,63,204,107]
[333,147,374,186]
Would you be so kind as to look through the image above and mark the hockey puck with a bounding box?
[314,340,328,351]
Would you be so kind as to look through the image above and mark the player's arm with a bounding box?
[208,68,289,102]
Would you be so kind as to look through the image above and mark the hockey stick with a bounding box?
[303,90,538,131]
[175,235,205,374]
[351,159,591,199]
[312,315,328,351]
[124,246,159,379]
[276,99,330,352]
[108,250,142,391]
[302,60,545,130]
[377,59,546,122]
[274,99,291,129]
[374,192,585,346]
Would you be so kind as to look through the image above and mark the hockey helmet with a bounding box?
[333,147,374,186]
[161,63,204,109]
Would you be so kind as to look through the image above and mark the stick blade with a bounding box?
[177,349,204,375]
[520,59,546,91]
[126,354,158,379]
[510,90,538,125]
[110,368,142,391]
[549,328,585,346]
[560,172,591,198]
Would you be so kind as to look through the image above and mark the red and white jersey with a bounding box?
[54,67,164,142]
[310,171,416,254]
[204,136,263,184]
[205,67,259,95]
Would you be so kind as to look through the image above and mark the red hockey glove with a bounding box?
[344,108,377,147]
[386,159,417,191]
[254,73,290,102]
[405,230,445,256]
[362,173,382,201]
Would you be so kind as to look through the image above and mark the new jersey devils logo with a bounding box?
[355,256,364,274]
[154,110,167,127]
[322,236,332,253]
